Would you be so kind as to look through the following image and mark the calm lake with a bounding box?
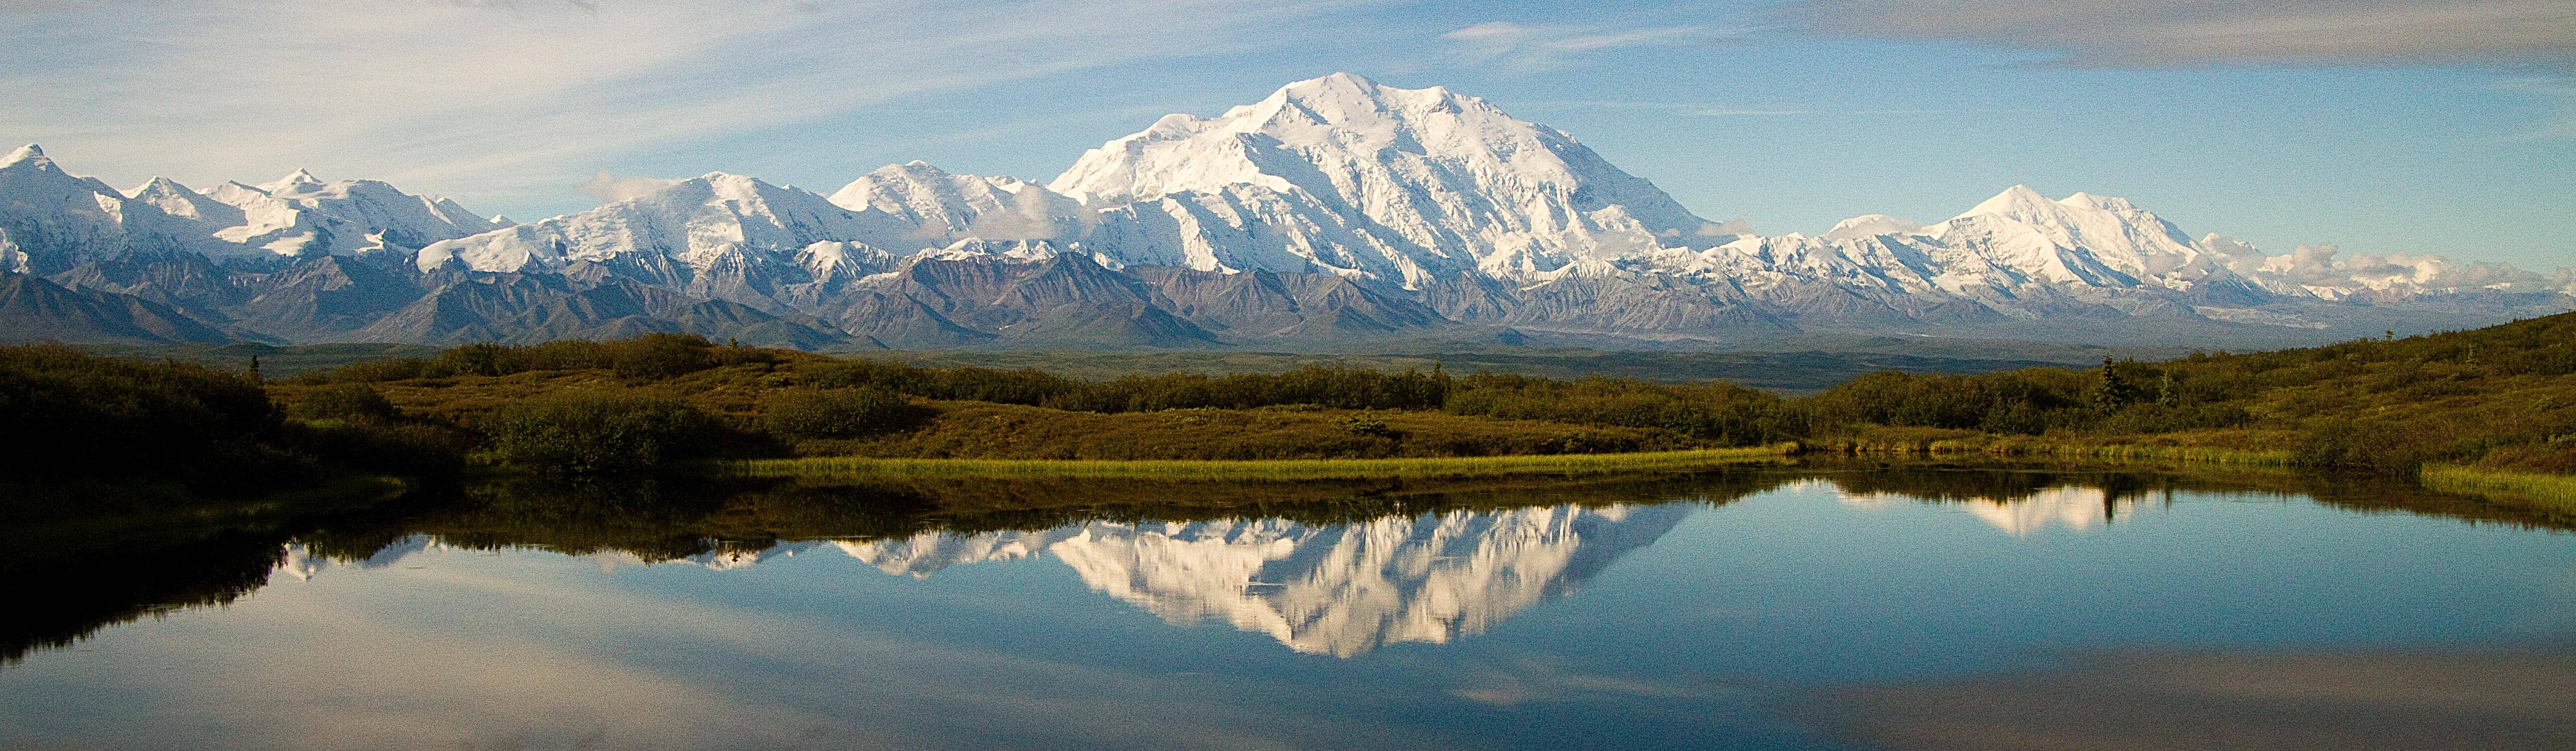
[6,466,2574,750]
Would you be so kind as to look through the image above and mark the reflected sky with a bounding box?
[5,473,2575,749]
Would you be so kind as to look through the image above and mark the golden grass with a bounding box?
[1815,428,2301,467]
[1974,441,2300,466]
[2421,464,2576,514]
[734,444,1795,481]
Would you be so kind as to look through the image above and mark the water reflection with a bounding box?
[10,464,2568,667]
[842,505,1692,656]
[1834,482,2156,536]
[9,465,2576,749]
[278,534,446,580]
[285,506,1694,657]
[1810,644,2576,750]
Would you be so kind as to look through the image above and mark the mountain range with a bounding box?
[5,73,2570,349]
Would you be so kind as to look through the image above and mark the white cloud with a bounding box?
[0,0,1361,212]
[1781,0,2576,67]
[1442,20,1740,70]
[579,171,686,203]
[2207,236,2573,295]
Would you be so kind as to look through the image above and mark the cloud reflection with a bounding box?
[1808,644,2576,750]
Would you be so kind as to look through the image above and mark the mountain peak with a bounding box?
[2060,191,2138,212]
[1956,184,2065,222]
[126,175,189,198]
[1049,74,1723,284]
[262,168,324,193]
[1275,72,1391,99]
[1822,214,1927,240]
[3,143,54,171]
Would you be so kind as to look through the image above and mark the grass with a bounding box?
[1811,426,2301,467]
[2421,464,2576,514]
[735,444,1795,481]
[1967,437,2300,466]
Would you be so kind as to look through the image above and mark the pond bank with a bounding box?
[2421,465,2576,515]
[733,445,1798,481]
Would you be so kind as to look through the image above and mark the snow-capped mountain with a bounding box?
[834,503,1694,657]
[179,169,505,257]
[3,72,2569,348]
[0,144,236,274]
[829,161,1087,247]
[1057,73,1737,287]
[1,142,504,278]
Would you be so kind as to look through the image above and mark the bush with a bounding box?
[1333,413,1395,437]
[610,334,716,380]
[294,384,399,423]
[286,419,476,480]
[482,392,718,474]
[1445,373,1791,446]
[761,387,928,440]
[0,344,291,492]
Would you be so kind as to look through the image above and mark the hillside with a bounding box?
[1805,311,2576,474]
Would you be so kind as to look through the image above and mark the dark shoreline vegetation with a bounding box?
[10,310,2576,488]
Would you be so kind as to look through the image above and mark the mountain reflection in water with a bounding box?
[286,505,1693,657]
[16,464,2570,667]
[10,466,2576,750]
[841,505,1692,656]
[1834,482,2157,536]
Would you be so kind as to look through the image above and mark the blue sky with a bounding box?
[3,0,2570,267]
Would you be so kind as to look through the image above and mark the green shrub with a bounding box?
[609,334,716,380]
[294,384,399,423]
[482,392,718,474]
[761,387,929,439]
[0,344,289,491]
[1333,413,1394,437]
[287,419,475,480]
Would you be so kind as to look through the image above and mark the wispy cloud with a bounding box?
[2494,75,2576,140]
[1779,0,2576,68]
[1443,20,1741,70]
[580,171,686,203]
[0,0,1363,209]
[1510,101,2027,117]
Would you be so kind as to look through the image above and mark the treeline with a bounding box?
[0,344,471,499]
[287,333,780,383]
[100,309,2576,476]
[796,359,1452,412]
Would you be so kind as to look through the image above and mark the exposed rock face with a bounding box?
[0,273,232,344]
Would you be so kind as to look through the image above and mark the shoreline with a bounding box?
[2421,464,2576,515]
[733,445,1799,481]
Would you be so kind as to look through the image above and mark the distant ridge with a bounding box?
[0,74,2568,348]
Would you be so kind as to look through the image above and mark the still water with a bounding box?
[5,468,2574,749]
